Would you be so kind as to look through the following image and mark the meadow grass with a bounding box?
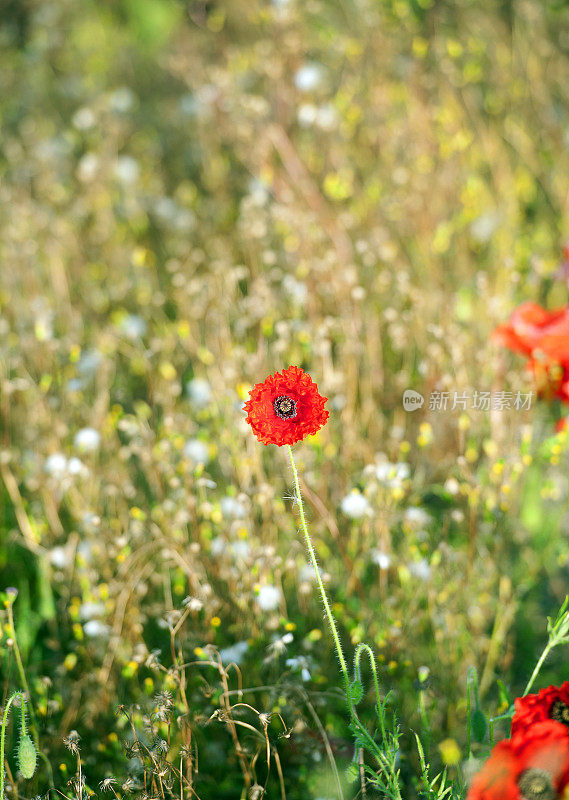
[2,0,569,797]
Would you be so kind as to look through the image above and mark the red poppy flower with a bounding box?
[492,302,569,405]
[467,721,569,800]
[512,683,569,738]
[244,365,329,446]
[556,417,569,433]
[492,302,569,361]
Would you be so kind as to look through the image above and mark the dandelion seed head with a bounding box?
[403,507,431,530]
[341,491,371,518]
[74,428,101,453]
[183,439,210,465]
[371,550,391,570]
[83,620,111,637]
[294,63,325,92]
[257,585,281,611]
[45,453,67,477]
[186,378,213,407]
[49,546,71,568]
[219,641,249,665]
[408,559,431,581]
[220,496,246,519]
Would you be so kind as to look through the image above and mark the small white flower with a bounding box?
[196,477,217,489]
[77,541,94,562]
[67,457,87,477]
[219,641,249,665]
[231,541,251,560]
[83,620,111,638]
[316,104,337,130]
[371,550,391,570]
[74,428,101,453]
[183,439,209,465]
[257,585,281,611]
[73,107,96,130]
[403,507,431,529]
[77,153,99,182]
[372,458,410,488]
[179,93,200,117]
[109,87,136,113]
[390,424,405,440]
[297,103,318,127]
[114,156,140,184]
[77,349,102,376]
[49,546,71,569]
[210,537,226,556]
[341,491,371,519]
[182,596,203,612]
[299,563,317,582]
[81,514,100,533]
[248,178,270,205]
[79,602,105,621]
[282,275,307,305]
[220,496,246,519]
[394,463,411,482]
[45,453,67,478]
[408,559,431,581]
[118,314,147,340]
[445,478,460,495]
[186,378,212,408]
[470,211,500,244]
[294,63,324,92]
[153,198,195,231]
[286,656,311,681]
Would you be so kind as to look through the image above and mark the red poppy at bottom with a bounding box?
[244,365,329,446]
[467,721,569,800]
[512,683,569,737]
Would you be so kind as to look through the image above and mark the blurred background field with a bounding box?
[2,0,569,797]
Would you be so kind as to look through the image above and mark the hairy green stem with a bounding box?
[286,445,350,695]
[1,692,23,800]
[6,604,38,748]
[5,601,54,792]
[285,446,403,798]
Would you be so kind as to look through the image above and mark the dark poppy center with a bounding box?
[518,768,555,800]
[273,395,297,420]
[550,699,569,727]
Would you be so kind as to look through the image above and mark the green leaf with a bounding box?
[471,708,488,743]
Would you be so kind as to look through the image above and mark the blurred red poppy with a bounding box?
[244,365,329,446]
[512,683,569,737]
[467,721,569,799]
[492,302,569,405]
[492,302,569,360]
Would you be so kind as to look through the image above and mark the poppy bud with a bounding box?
[17,734,37,779]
